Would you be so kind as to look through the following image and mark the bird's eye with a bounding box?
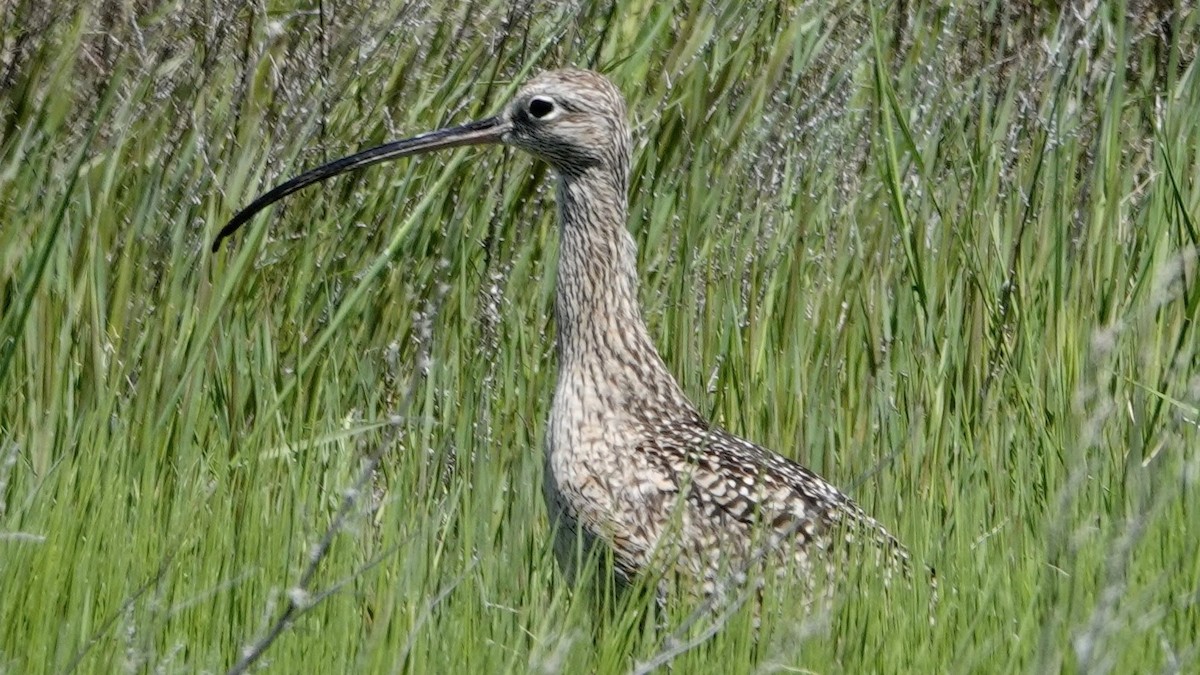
[528,96,556,119]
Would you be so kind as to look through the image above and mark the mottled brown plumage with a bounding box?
[214,68,912,602]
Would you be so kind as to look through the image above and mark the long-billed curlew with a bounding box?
[214,68,912,602]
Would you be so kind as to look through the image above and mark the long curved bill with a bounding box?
[211,116,510,252]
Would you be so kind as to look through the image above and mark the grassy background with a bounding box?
[2,0,1198,672]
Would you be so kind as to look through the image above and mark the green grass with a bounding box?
[3,1,1198,672]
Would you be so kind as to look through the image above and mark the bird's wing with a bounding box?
[637,418,911,574]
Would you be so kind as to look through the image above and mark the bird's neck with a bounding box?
[552,168,692,413]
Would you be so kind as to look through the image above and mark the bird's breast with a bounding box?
[542,360,677,538]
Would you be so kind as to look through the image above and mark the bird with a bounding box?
[213,68,913,604]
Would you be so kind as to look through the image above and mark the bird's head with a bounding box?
[500,68,630,178]
[212,68,630,252]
